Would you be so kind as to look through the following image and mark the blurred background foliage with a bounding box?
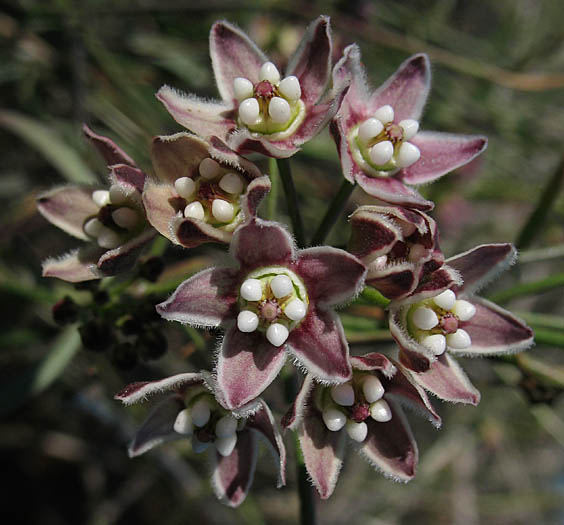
[1,0,564,523]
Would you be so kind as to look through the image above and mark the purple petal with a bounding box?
[172,216,233,248]
[366,262,418,301]
[358,400,418,481]
[156,267,238,327]
[240,175,271,219]
[281,374,315,431]
[370,53,430,122]
[287,307,352,383]
[398,264,462,306]
[295,247,366,306]
[82,124,136,167]
[209,20,268,102]
[389,307,435,369]
[211,428,258,507]
[207,135,263,179]
[216,325,286,410]
[348,207,402,260]
[42,249,101,282]
[142,183,178,243]
[399,346,432,373]
[109,164,146,193]
[37,186,99,240]
[351,353,396,377]
[400,132,487,185]
[97,228,155,275]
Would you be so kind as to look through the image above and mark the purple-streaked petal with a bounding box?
[209,20,268,102]
[370,53,431,122]
[142,183,178,242]
[82,124,136,167]
[97,228,155,275]
[295,247,366,306]
[358,400,418,481]
[42,249,102,282]
[172,216,233,248]
[109,164,146,193]
[366,262,418,301]
[128,395,185,457]
[151,133,208,184]
[389,307,435,369]
[211,428,258,507]
[156,267,239,327]
[399,346,432,373]
[156,86,236,138]
[240,175,271,219]
[286,16,331,105]
[351,353,396,377]
[207,135,262,179]
[281,374,315,431]
[287,307,352,383]
[216,326,286,410]
[447,243,516,295]
[37,186,99,240]
[400,132,487,185]
[397,264,462,306]
[348,208,402,260]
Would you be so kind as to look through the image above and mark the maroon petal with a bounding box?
[400,132,487,185]
[287,307,352,383]
[282,374,315,430]
[37,186,99,240]
[351,353,396,377]
[142,183,178,243]
[399,347,432,373]
[389,307,435,367]
[156,267,239,327]
[216,325,287,410]
[109,164,146,193]
[296,247,366,306]
[366,262,418,301]
[399,264,462,306]
[240,175,271,219]
[42,249,102,282]
[209,20,268,103]
[97,228,155,276]
[211,428,258,507]
[358,400,418,481]
[207,135,263,179]
[348,207,403,260]
[173,216,233,248]
[82,124,136,167]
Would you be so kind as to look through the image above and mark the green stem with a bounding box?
[531,327,564,348]
[267,157,279,220]
[277,158,306,248]
[310,179,355,246]
[487,272,564,303]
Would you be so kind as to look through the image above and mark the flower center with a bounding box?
[236,266,309,347]
[254,80,276,99]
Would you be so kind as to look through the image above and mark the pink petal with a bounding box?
[295,247,366,306]
[211,428,258,507]
[173,216,233,248]
[82,124,136,167]
[389,308,435,368]
[109,164,146,193]
[42,249,101,282]
[350,353,396,377]
[366,262,418,301]
[207,135,262,179]
[399,346,432,373]
[398,264,462,306]
[400,132,487,185]
[156,267,239,327]
[209,20,268,102]
[240,175,271,219]
[37,186,99,240]
[97,228,156,276]
[281,375,315,431]
[142,183,178,243]
[287,307,352,383]
[216,325,287,410]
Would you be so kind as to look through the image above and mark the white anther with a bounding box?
[215,433,238,457]
[215,415,238,438]
[173,408,193,435]
[239,97,260,126]
[233,77,254,100]
[112,207,138,230]
[198,157,221,180]
[192,436,210,454]
[362,375,385,403]
[452,300,476,321]
[268,97,291,123]
[322,408,347,432]
[219,173,244,194]
[237,310,259,333]
[358,118,384,144]
[398,119,419,140]
[408,243,427,262]
[369,140,394,166]
[92,190,110,208]
[97,228,121,249]
[370,399,392,422]
[421,333,446,355]
[240,279,263,302]
[374,105,394,124]
[259,61,280,84]
[83,218,103,237]
[270,274,293,298]
[109,184,129,205]
[330,382,354,407]
[184,201,205,220]
[346,420,368,442]
[433,289,456,311]
[266,323,289,347]
[412,306,439,330]
[396,142,421,168]
[446,329,472,350]
[399,221,417,237]
[284,299,306,321]
[211,199,234,223]
[174,177,196,198]
[191,398,211,427]
[278,75,301,100]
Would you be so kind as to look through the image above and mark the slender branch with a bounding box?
[267,157,279,220]
[295,433,316,525]
[277,158,306,248]
[487,272,564,304]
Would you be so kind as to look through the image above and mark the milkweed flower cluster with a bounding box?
[37,16,534,507]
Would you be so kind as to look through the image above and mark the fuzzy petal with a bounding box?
[156,267,239,327]
[348,208,403,260]
[400,132,487,185]
[207,135,262,179]
[350,353,396,377]
[82,124,136,167]
[42,249,101,282]
[142,183,178,242]
[109,164,146,193]
[240,175,271,219]
[366,262,418,301]
[173,216,233,248]
[398,264,462,306]
[281,374,315,431]
[97,228,155,276]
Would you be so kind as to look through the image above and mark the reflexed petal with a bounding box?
[142,183,178,242]
[207,135,262,179]
[398,264,462,306]
[348,207,402,260]
[281,374,315,430]
[240,175,271,219]
[109,164,145,193]
[152,133,209,183]
[97,228,156,275]
[389,308,435,369]
[350,353,396,377]
[366,262,418,301]
[82,124,136,167]
[42,249,101,282]
[172,216,233,248]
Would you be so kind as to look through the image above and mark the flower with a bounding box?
[348,204,446,300]
[156,218,366,410]
[331,45,488,210]
[37,125,155,282]
[156,16,349,158]
[389,243,534,404]
[115,372,285,507]
[144,132,270,248]
[282,352,440,499]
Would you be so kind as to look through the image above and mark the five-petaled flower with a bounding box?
[157,16,349,158]
[331,45,487,210]
[282,352,440,499]
[115,372,286,507]
[156,217,366,410]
